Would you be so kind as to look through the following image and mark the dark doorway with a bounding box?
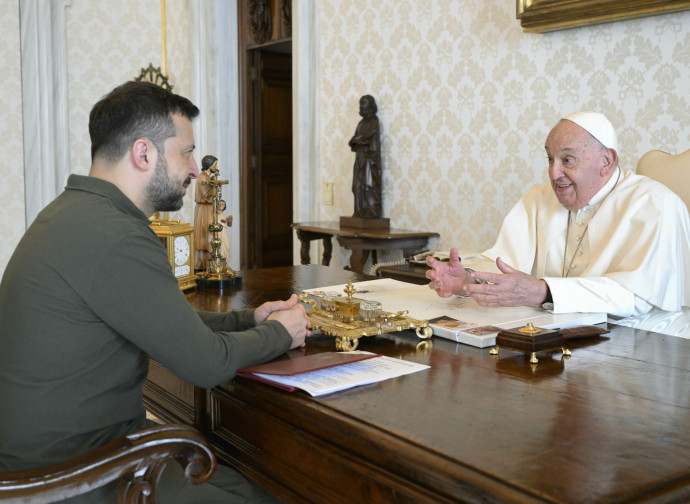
[238,0,294,269]
[248,48,293,268]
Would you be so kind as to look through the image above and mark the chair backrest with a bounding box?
[0,424,216,504]
[636,149,690,212]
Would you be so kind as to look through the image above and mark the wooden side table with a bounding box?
[292,221,439,274]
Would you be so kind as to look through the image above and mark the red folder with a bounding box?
[237,352,380,392]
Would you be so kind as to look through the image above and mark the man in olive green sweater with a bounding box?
[0,81,310,503]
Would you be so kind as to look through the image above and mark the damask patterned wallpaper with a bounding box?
[66,0,193,218]
[0,0,26,271]
[0,0,193,274]
[1,0,689,275]
[317,0,690,268]
[66,0,192,187]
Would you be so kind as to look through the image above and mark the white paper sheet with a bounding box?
[251,351,430,396]
[304,279,606,348]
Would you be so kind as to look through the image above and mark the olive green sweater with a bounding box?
[0,175,291,471]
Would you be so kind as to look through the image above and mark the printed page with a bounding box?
[250,351,430,397]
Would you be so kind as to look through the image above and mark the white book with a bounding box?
[305,278,606,348]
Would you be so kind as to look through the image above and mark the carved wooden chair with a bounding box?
[0,424,215,504]
[636,148,690,211]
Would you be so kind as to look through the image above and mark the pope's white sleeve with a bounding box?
[545,276,652,317]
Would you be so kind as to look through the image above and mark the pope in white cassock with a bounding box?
[426,111,690,336]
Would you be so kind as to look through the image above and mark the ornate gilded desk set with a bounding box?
[299,282,433,351]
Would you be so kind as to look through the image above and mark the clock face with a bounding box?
[151,221,196,289]
[173,235,190,266]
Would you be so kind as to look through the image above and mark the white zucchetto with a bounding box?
[563,111,618,152]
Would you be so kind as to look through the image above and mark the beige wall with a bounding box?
[0,0,192,274]
[2,0,689,275]
[66,0,192,199]
[317,0,690,268]
[0,0,26,270]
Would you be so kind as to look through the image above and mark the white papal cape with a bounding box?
[463,168,690,319]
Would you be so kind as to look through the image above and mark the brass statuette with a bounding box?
[196,156,240,289]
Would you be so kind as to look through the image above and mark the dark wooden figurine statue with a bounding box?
[349,95,382,219]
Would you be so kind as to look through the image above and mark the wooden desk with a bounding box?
[292,221,439,273]
[145,265,690,504]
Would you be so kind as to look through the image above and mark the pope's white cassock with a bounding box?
[463,166,690,337]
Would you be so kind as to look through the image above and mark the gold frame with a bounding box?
[517,0,690,32]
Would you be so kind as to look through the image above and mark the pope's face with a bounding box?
[146,113,199,212]
[545,120,614,211]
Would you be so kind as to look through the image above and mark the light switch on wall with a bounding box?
[322,182,334,205]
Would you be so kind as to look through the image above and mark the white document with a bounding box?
[305,279,607,348]
[251,351,430,397]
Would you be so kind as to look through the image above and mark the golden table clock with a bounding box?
[299,281,433,351]
[150,219,198,291]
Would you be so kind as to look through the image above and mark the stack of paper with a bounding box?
[238,351,430,396]
[304,279,606,348]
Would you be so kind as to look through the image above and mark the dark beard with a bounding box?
[146,155,186,212]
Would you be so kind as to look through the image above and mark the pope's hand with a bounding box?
[462,257,548,308]
[425,248,467,298]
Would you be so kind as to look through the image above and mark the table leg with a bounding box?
[296,230,311,265]
[348,249,371,274]
[322,237,332,266]
[296,229,335,266]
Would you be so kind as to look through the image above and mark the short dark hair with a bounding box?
[89,81,200,162]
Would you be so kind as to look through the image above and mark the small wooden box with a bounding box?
[491,323,568,364]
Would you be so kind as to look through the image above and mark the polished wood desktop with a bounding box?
[292,221,439,273]
[144,265,690,504]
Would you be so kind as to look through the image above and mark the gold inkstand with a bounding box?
[299,281,433,352]
[332,282,363,322]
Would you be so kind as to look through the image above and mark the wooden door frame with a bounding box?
[237,1,253,269]
[237,0,318,270]
[238,1,292,270]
